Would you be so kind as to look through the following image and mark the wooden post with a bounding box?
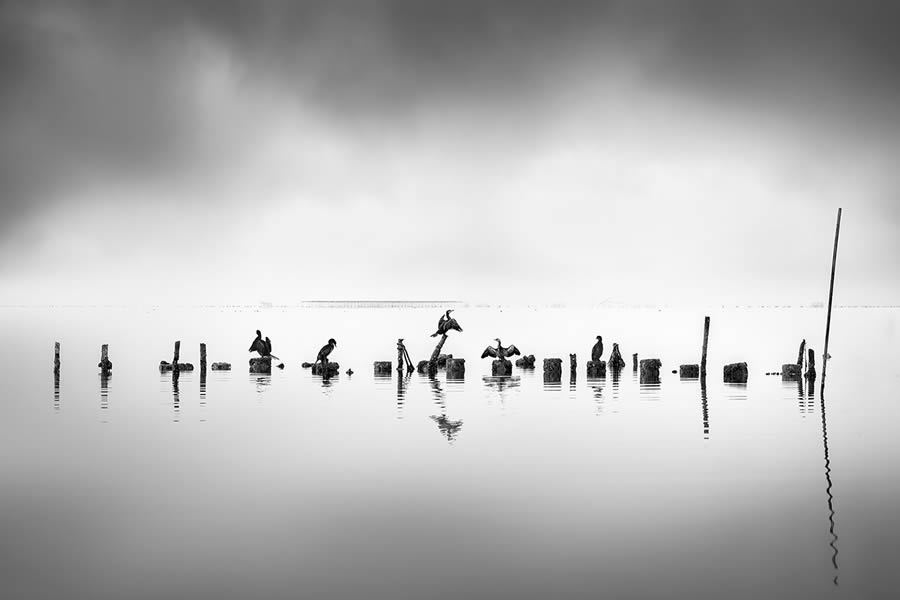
[173,340,181,373]
[632,353,638,372]
[397,339,404,372]
[200,343,207,373]
[428,334,448,374]
[700,316,710,379]
[569,353,577,372]
[821,208,842,388]
[797,339,806,368]
[99,344,111,375]
[54,342,60,375]
[806,348,817,380]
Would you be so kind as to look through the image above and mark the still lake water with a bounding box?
[2,304,899,599]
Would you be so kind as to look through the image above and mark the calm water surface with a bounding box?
[2,305,898,599]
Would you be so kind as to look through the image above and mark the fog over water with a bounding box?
[1,1,899,306]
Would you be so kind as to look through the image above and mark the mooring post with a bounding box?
[700,316,710,379]
[821,208,842,389]
[200,343,207,374]
[99,344,112,375]
[54,342,60,375]
[173,340,181,373]
[632,353,638,372]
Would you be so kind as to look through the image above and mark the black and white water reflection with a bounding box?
[1,304,898,599]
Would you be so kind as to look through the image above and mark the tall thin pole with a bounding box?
[821,208,842,388]
[700,316,710,379]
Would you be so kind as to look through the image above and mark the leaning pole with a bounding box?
[821,207,842,391]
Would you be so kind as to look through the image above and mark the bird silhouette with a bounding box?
[481,338,521,359]
[591,336,604,361]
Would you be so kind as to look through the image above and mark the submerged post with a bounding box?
[700,316,710,379]
[54,342,60,375]
[821,208,842,388]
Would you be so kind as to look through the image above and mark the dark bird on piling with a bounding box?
[263,337,281,360]
[591,336,604,362]
[431,309,463,337]
[481,338,521,359]
[248,330,266,356]
[317,338,337,367]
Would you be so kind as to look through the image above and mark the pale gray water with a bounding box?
[1,304,898,599]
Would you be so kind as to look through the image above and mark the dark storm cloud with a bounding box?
[1,0,899,232]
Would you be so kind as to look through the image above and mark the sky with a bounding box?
[1,0,898,305]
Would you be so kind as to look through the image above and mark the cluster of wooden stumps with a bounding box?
[772,339,817,382]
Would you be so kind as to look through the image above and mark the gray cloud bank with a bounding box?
[1,1,898,303]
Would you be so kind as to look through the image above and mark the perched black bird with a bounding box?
[431,309,463,337]
[317,338,337,368]
[481,338,521,359]
[264,337,281,360]
[248,330,266,356]
[591,336,604,362]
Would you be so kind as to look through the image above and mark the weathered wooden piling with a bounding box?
[543,358,562,376]
[98,344,112,375]
[797,339,806,369]
[159,361,194,372]
[250,356,272,374]
[312,361,340,376]
[515,354,535,368]
[782,363,802,380]
[700,316,710,379]
[416,360,430,374]
[587,360,606,378]
[723,362,748,383]
[446,358,466,379]
[54,342,60,375]
[211,362,231,370]
[632,353,638,372]
[805,348,816,380]
[640,358,661,383]
[608,343,626,371]
[680,364,699,378]
[397,340,404,372]
[822,207,842,388]
[374,361,392,375]
[492,359,513,376]
[200,343,207,374]
[569,354,577,373]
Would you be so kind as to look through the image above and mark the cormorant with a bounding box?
[431,309,463,337]
[263,337,281,360]
[248,330,266,356]
[481,338,521,359]
[317,338,337,368]
[591,336,604,362]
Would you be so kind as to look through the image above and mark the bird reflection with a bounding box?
[430,414,464,443]
[820,389,840,585]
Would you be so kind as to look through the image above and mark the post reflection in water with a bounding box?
[700,376,709,439]
[172,371,180,422]
[482,376,521,405]
[427,375,463,444]
[53,373,60,411]
[99,372,110,414]
[819,388,840,586]
[200,372,207,404]
[395,373,409,419]
[254,375,272,395]
[588,380,604,415]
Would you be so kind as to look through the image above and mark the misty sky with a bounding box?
[1,0,898,305]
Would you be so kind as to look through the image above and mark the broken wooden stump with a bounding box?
[797,339,806,368]
[200,343,207,374]
[607,343,626,371]
[54,342,60,375]
[587,360,606,378]
[416,360,431,374]
[492,359,512,376]
[640,358,661,383]
[312,362,340,376]
[159,361,194,372]
[805,348,816,380]
[543,358,562,382]
[98,344,112,375]
[632,353,638,372]
[437,354,453,368]
[781,363,802,380]
[211,362,231,371]
[374,361,392,375]
[446,358,466,378]
[569,354,577,372]
[680,364,700,378]
[724,362,748,383]
[250,356,272,374]
[514,354,535,368]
